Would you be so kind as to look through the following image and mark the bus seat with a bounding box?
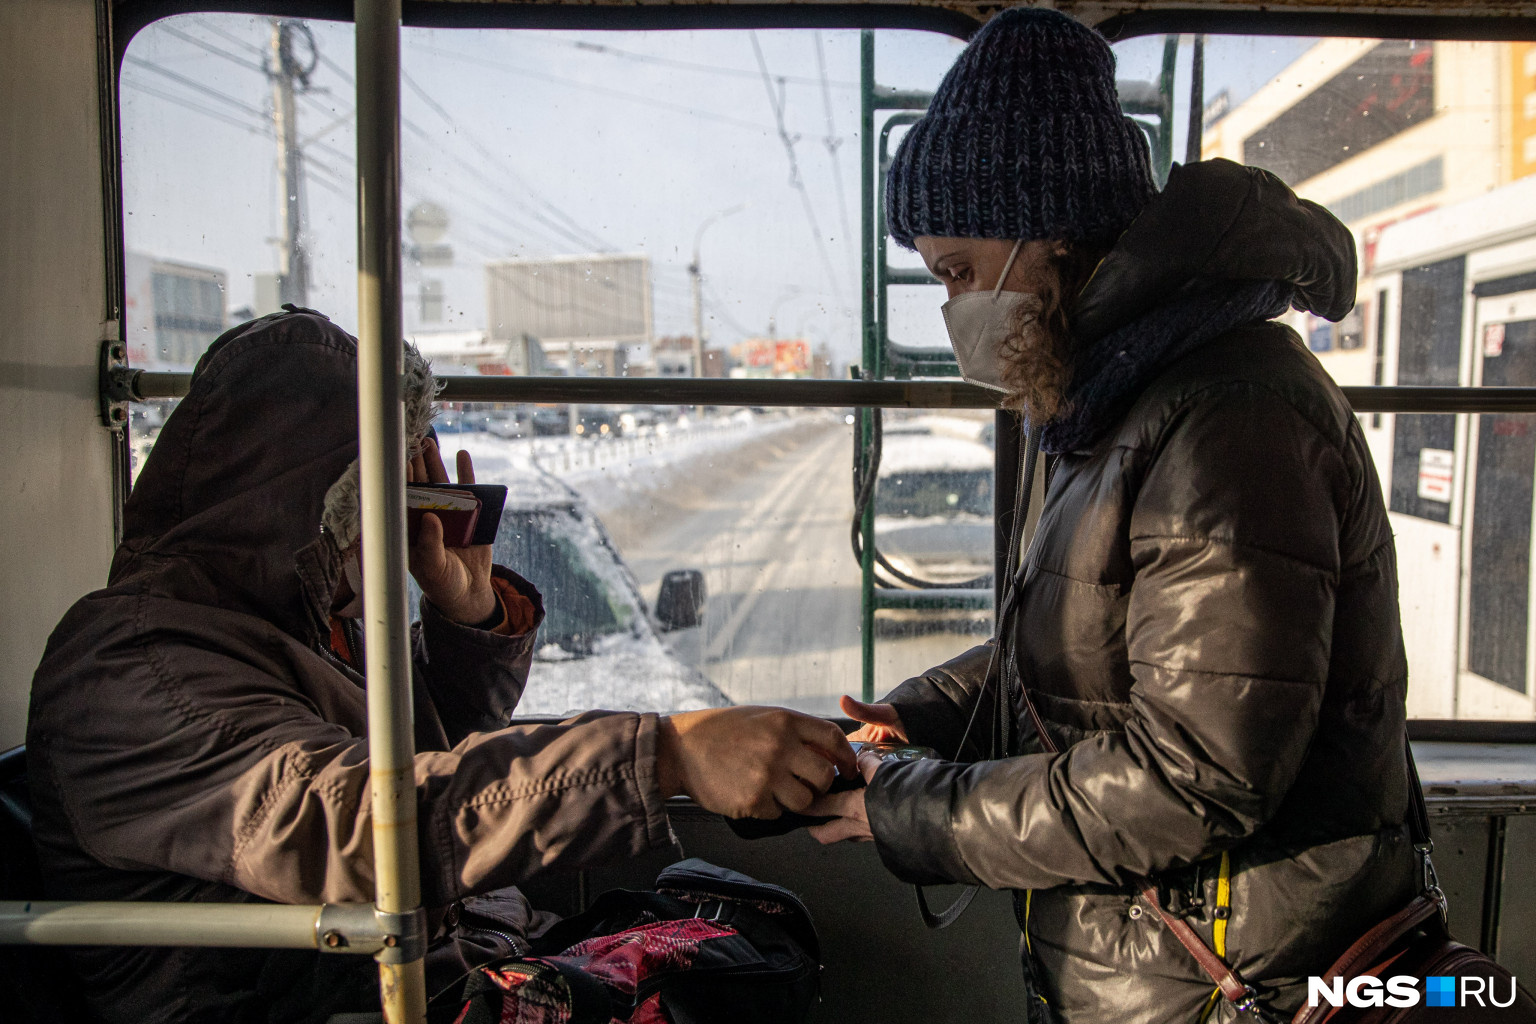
[0,744,40,896]
[0,744,99,1023]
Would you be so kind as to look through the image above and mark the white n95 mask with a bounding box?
[940,238,1039,393]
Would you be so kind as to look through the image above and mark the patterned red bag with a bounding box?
[454,860,820,1024]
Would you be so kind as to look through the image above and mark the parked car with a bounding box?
[574,407,622,438]
[413,469,727,715]
[530,405,570,435]
[874,434,994,590]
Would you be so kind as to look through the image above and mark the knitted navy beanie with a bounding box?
[885,8,1156,250]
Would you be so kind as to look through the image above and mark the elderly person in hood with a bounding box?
[809,11,1416,1023]
[26,308,855,1024]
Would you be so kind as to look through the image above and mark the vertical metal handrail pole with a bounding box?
[355,1,428,1021]
[858,29,877,703]
[1154,34,1179,186]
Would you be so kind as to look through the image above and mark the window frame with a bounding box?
[109,2,1536,740]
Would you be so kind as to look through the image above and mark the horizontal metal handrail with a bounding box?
[884,268,940,286]
[1340,385,1536,413]
[120,372,1536,414]
[0,901,396,953]
[873,587,992,610]
[870,87,930,110]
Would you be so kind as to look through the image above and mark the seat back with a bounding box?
[0,743,41,897]
[0,744,99,1023]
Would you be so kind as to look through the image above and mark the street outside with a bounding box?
[435,411,990,716]
[130,406,994,717]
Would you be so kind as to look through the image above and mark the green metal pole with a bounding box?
[1155,34,1179,186]
[859,29,877,703]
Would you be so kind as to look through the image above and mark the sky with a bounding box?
[120,18,1312,371]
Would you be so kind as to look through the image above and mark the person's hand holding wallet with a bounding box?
[406,437,501,626]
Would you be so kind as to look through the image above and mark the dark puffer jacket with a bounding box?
[866,161,1417,1022]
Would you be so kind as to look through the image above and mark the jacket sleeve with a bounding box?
[879,643,997,762]
[36,617,672,909]
[414,565,544,744]
[865,385,1347,889]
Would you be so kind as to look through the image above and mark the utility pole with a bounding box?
[689,261,705,379]
[268,20,315,307]
[689,203,746,377]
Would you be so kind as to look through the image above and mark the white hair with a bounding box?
[321,342,440,551]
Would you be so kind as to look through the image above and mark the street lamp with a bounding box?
[689,202,746,377]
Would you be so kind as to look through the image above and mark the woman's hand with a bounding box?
[840,695,908,744]
[805,746,883,844]
[408,438,498,625]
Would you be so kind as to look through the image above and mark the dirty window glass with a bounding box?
[121,18,983,716]
[1114,33,1536,721]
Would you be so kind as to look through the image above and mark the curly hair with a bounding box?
[997,243,1108,424]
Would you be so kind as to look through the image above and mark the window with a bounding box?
[122,19,1536,722]
[121,17,977,717]
[1114,32,1536,721]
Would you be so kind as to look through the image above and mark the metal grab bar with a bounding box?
[116,371,1536,414]
[354,0,430,1019]
[0,901,398,954]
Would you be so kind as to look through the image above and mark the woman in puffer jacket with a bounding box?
[807,10,1418,1023]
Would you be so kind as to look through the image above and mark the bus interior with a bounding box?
[4,0,1536,1020]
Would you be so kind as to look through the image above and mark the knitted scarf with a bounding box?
[1039,279,1296,455]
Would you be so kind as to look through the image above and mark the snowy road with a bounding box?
[585,415,987,715]
[435,410,990,714]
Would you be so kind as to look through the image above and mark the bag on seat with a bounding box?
[452,859,820,1024]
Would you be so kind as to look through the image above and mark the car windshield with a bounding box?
[875,470,992,518]
[492,508,642,654]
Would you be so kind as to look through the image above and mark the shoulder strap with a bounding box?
[1124,742,1436,1022]
[915,418,1039,930]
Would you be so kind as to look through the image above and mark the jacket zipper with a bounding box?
[342,619,363,670]
[485,928,527,958]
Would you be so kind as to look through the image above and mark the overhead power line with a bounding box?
[749,32,845,304]
[286,75,605,259]
[122,76,271,137]
[121,76,353,206]
[123,56,268,121]
[156,23,267,73]
[194,18,271,59]
[814,32,855,256]
[560,37,860,90]
[412,43,781,136]
[399,68,615,255]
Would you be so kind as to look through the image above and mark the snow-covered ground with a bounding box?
[431,410,815,520]
[131,406,814,516]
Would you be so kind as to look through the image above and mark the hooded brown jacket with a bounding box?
[25,311,673,1023]
[865,161,1418,1022]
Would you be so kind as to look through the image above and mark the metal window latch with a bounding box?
[98,334,138,431]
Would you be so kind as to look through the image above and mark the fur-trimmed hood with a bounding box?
[319,340,440,552]
[111,308,437,644]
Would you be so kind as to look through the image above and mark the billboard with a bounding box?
[773,340,810,377]
[741,339,774,369]
[486,254,652,346]
[730,338,811,378]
